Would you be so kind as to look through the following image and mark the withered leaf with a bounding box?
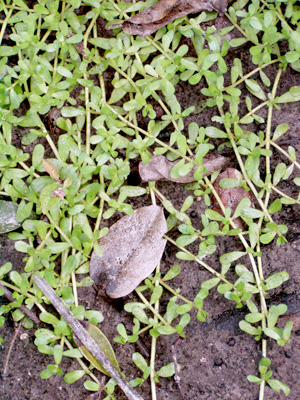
[211,168,253,228]
[90,205,167,298]
[42,159,60,181]
[51,187,65,199]
[139,154,228,183]
[73,320,120,376]
[108,0,227,36]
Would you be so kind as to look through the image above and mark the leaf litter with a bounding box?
[139,153,228,183]
[211,168,253,228]
[109,0,228,36]
[90,205,167,298]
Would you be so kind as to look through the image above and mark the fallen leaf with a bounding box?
[90,205,167,298]
[108,0,227,36]
[139,154,228,183]
[211,168,253,228]
[51,187,65,199]
[42,159,60,181]
[73,321,120,376]
[0,200,21,233]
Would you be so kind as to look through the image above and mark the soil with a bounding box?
[1,7,300,400]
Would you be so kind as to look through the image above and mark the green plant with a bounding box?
[0,0,299,399]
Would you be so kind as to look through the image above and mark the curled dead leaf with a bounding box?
[90,205,167,298]
[139,154,228,183]
[211,168,253,228]
[51,187,65,199]
[108,0,227,36]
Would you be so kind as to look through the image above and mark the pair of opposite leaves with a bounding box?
[109,0,228,36]
[90,154,252,298]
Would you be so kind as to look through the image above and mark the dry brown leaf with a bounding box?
[211,168,253,228]
[90,205,167,298]
[139,154,229,183]
[108,0,227,36]
[51,187,65,199]
[42,159,60,181]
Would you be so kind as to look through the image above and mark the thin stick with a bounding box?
[0,282,40,325]
[34,276,144,400]
[3,322,22,377]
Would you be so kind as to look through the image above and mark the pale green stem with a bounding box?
[271,185,300,204]
[135,291,170,327]
[64,337,101,384]
[105,104,193,163]
[164,235,233,285]
[264,69,283,211]
[19,161,40,178]
[46,212,71,244]
[237,100,268,122]
[0,7,12,45]
[270,140,300,170]
[159,279,193,305]
[223,60,279,92]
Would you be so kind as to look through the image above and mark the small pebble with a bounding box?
[214,358,224,367]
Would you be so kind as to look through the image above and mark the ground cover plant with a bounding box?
[0,0,300,399]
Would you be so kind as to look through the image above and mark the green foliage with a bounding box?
[0,0,298,398]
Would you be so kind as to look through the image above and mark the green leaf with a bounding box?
[53,344,63,365]
[264,327,281,340]
[220,251,246,265]
[249,223,259,248]
[40,183,61,214]
[132,306,149,325]
[267,379,290,396]
[205,127,227,138]
[39,312,59,326]
[245,312,263,323]
[84,380,100,391]
[150,285,163,304]
[245,79,266,100]
[265,271,289,290]
[132,352,148,372]
[176,303,193,314]
[74,321,120,376]
[62,255,79,277]
[205,209,224,221]
[273,163,286,186]
[61,107,85,118]
[163,264,181,281]
[157,362,177,377]
[277,86,300,103]
[64,370,86,384]
[47,242,70,254]
[239,320,259,335]
[260,232,276,244]
[240,207,264,219]
[272,123,289,141]
[176,251,194,261]
[156,326,177,335]
[247,375,262,384]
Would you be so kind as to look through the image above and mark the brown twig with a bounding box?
[171,338,185,400]
[0,282,40,325]
[3,322,22,377]
[34,276,144,400]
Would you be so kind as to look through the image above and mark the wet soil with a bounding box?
[1,9,300,400]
